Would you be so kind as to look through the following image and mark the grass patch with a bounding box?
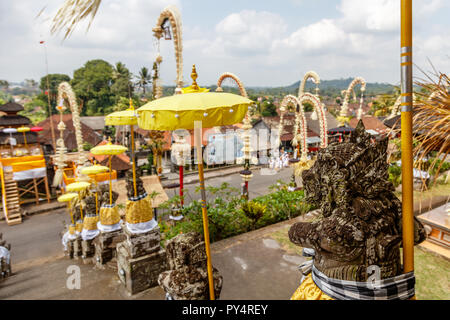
[268,226,450,300]
[394,182,450,201]
[269,226,303,256]
[413,247,450,300]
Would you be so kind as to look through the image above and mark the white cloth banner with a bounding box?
[126,218,158,234]
[81,229,100,241]
[0,246,10,264]
[97,220,122,233]
[13,167,46,181]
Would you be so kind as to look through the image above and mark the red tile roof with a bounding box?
[37,114,103,151]
[349,116,389,134]
[88,140,131,171]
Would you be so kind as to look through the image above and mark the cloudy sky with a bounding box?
[0,0,449,87]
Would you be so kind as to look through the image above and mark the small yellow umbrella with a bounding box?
[57,192,78,225]
[81,164,109,215]
[105,100,138,198]
[17,126,30,148]
[137,65,254,300]
[66,181,91,220]
[90,140,127,205]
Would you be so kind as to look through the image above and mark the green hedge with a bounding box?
[158,180,315,244]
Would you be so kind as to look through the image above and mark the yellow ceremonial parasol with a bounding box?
[17,126,30,148]
[137,65,254,300]
[58,192,78,225]
[90,139,127,205]
[66,181,91,220]
[105,100,139,198]
[81,164,109,215]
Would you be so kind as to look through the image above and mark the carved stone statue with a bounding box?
[158,232,223,300]
[289,120,426,282]
[98,184,118,207]
[125,167,146,198]
[84,195,97,216]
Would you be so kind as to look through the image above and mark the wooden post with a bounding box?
[44,175,51,203]
[194,121,215,300]
[400,0,415,282]
[33,178,39,205]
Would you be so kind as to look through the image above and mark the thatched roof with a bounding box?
[0,102,24,113]
[0,114,31,126]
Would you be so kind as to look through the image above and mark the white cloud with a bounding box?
[280,19,347,52]
[0,0,448,87]
[206,10,287,56]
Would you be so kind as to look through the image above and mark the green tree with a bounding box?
[0,80,9,89]
[39,73,71,115]
[261,100,278,117]
[71,59,115,116]
[111,62,133,101]
[136,67,151,96]
[303,101,314,112]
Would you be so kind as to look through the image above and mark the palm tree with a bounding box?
[47,0,103,40]
[137,67,151,95]
[113,62,131,81]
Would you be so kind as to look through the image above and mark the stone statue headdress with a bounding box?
[289,120,426,281]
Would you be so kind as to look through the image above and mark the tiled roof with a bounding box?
[37,114,103,150]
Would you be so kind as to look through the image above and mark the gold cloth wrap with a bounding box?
[69,225,76,235]
[75,221,83,233]
[99,205,121,226]
[125,195,153,224]
[83,215,99,230]
[290,274,333,300]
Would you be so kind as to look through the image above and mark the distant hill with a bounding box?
[158,77,398,99]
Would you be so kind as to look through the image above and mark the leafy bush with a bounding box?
[388,164,402,188]
[158,180,315,244]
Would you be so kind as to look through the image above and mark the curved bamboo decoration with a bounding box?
[339,77,366,124]
[298,71,320,97]
[152,5,183,94]
[277,95,308,158]
[215,73,254,172]
[215,72,248,98]
[299,93,328,148]
[57,82,86,166]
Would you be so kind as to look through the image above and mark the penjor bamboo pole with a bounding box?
[400,0,415,288]
[109,155,113,205]
[131,125,137,197]
[194,121,215,300]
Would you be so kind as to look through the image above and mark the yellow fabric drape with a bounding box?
[125,196,153,224]
[290,274,333,300]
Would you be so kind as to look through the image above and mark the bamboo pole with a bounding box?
[78,191,84,220]
[400,0,415,285]
[109,155,113,205]
[194,121,215,300]
[131,124,137,197]
[69,202,74,225]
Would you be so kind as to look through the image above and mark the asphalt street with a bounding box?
[0,167,295,266]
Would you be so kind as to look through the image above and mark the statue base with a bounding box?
[81,238,96,264]
[116,242,167,295]
[93,229,125,267]
[73,236,82,259]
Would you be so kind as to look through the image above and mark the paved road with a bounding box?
[165,166,296,202]
[0,167,295,265]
